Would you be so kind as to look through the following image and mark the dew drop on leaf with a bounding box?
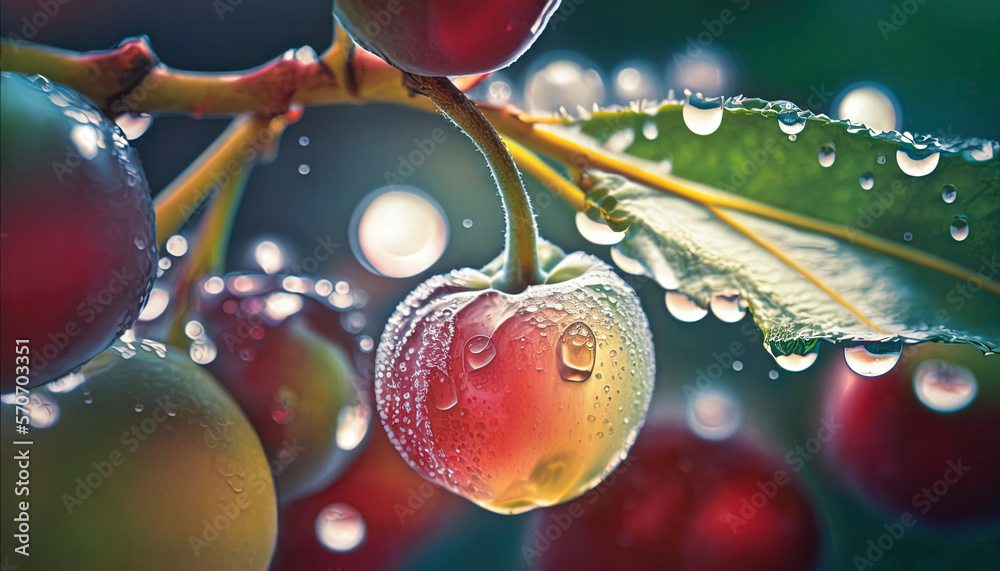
[682,91,723,136]
[896,149,940,177]
[843,340,902,377]
[818,142,836,168]
[913,359,977,413]
[859,172,875,190]
[777,107,806,135]
[576,212,625,245]
[556,321,596,382]
[941,184,957,204]
[710,290,746,323]
[665,291,708,322]
[949,214,969,241]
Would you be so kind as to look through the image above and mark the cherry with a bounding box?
[375,245,655,514]
[0,340,276,570]
[271,415,464,570]
[825,343,1000,527]
[1,72,156,391]
[189,273,372,502]
[333,0,562,76]
[524,421,822,571]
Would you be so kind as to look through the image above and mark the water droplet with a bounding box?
[665,291,708,322]
[587,415,596,422]
[642,121,659,139]
[903,231,913,241]
[556,322,596,382]
[609,248,646,276]
[83,392,93,404]
[430,368,459,411]
[710,290,746,323]
[772,348,819,372]
[876,154,886,165]
[133,235,148,250]
[134,402,144,413]
[768,370,779,380]
[682,92,724,136]
[896,149,940,177]
[777,109,806,135]
[575,212,625,245]
[818,142,836,167]
[315,503,366,552]
[464,336,497,372]
[298,136,310,146]
[843,340,902,377]
[137,287,170,321]
[949,214,969,241]
[913,359,977,413]
[941,184,957,204]
[859,173,875,190]
[732,360,743,371]
[298,163,311,175]
[463,218,473,228]
[351,186,449,278]
[687,390,740,440]
[164,235,188,257]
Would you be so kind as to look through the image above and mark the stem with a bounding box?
[166,165,253,347]
[407,74,544,293]
[154,113,292,246]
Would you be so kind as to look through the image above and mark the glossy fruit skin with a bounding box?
[376,249,655,514]
[191,273,371,502]
[334,0,562,76]
[525,422,822,571]
[271,414,464,570]
[0,341,276,570]
[826,344,1000,527]
[0,72,156,391]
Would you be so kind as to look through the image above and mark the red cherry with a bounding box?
[271,419,464,570]
[826,344,1000,526]
[525,422,822,571]
[1,72,156,390]
[376,250,654,514]
[334,0,562,76]
[189,273,373,502]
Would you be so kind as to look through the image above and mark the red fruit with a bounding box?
[333,0,562,76]
[1,72,156,390]
[191,273,372,502]
[376,249,655,514]
[826,344,1000,526]
[271,419,463,570]
[525,422,822,571]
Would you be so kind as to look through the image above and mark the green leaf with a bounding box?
[557,97,1000,352]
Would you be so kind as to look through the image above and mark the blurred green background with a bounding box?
[2,0,998,568]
